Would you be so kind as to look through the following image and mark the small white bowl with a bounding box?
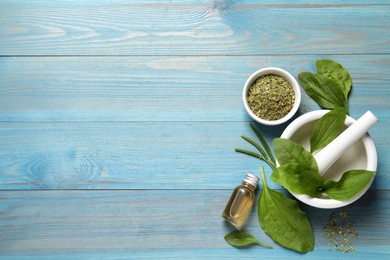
[281,110,377,209]
[243,67,301,125]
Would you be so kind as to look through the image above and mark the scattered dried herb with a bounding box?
[247,74,295,121]
[323,210,358,253]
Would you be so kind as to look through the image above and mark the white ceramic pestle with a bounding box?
[314,110,378,175]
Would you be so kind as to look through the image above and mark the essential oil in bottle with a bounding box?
[222,173,259,229]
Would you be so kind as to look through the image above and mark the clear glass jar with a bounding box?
[222,173,259,229]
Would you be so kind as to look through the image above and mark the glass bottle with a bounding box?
[222,173,259,229]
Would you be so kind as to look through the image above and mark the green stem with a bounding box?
[345,97,349,115]
[260,166,267,187]
[235,148,263,159]
[241,135,268,160]
[235,148,276,170]
[256,239,273,249]
[250,123,276,165]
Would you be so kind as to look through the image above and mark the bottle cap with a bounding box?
[244,173,259,187]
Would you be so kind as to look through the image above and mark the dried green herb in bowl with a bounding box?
[243,67,301,125]
[248,74,295,121]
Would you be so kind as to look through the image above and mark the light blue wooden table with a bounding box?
[1,1,389,259]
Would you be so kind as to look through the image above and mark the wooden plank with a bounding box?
[0,189,389,258]
[0,121,388,190]
[0,1,389,55]
[1,55,389,122]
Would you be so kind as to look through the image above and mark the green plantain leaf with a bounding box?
[316,59,352,100]
[271,163,324,198]
[298,72,345,109]
[310,108,347,153]
[323,170,375,201]
[224,231,272,248]
[258,167,314,253]
[273,138,318,172]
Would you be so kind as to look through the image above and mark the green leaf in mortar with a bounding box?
[271,163,324,198]
[273,138,318,172]
[310,108,347,153]
[323,170,375,201]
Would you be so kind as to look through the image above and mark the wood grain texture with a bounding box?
[0,189,389,259]
[0,55,389,122]
[0,121,388,190]
[1,0,389,259]
[1,54,388,190]
[0,1,389,55]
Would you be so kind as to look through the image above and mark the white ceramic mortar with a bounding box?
[281,110,378,208]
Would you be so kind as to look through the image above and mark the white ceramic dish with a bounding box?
[281,110,377,209]
[243,67,301,125]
